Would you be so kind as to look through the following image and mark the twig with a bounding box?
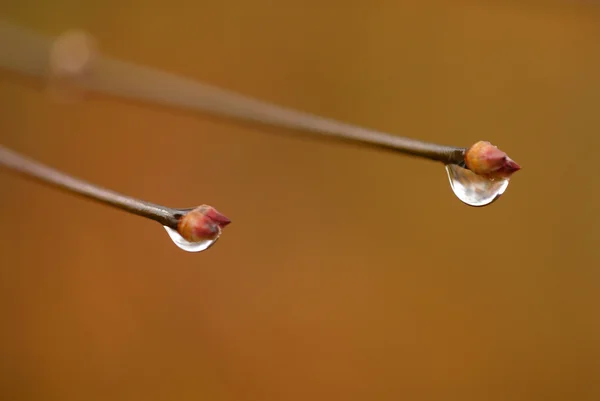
[0,20,468,166]
[0,144,181,228]
[290,129,467,165]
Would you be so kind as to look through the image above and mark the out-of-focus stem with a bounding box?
[0,19,467,165]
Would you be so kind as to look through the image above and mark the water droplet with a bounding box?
[445,164,509,207]
[163,226,219,252]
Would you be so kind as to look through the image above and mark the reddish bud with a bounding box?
[465,141,521,179]
[203,206,231,227]
[177,205,231,243]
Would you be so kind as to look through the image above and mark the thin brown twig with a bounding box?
[0,19,469,167]
[0,144,182,228]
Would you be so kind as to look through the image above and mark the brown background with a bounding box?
[1,1,599,400]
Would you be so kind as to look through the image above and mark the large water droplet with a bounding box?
[163,226,219,252]
[445,164,509,207]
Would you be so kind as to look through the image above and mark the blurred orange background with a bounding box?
[1,1,599,400]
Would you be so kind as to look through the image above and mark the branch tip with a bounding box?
[465,141,521,179]
[177,205,231,243]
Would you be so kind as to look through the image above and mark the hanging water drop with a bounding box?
[445,164,510,207]
[163,226,220,252]
[162,205,231,252]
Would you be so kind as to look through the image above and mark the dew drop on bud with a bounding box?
[162,205,231,253]
[445,164,510,207]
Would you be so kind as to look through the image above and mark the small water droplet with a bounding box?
[445,164,509,207]
[163,226,219,252]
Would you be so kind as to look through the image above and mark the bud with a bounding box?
[177,205,231,243]
[465,141,521,179]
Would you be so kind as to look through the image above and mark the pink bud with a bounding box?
[203,206,231,227]
[177,205,231,242]
[465,141,521,179]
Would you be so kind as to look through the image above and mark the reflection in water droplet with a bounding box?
[163,226,219,252]
[445,164,510,207]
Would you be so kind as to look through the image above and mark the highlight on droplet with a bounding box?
[163,226,219,252]
[445,164,510,207]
